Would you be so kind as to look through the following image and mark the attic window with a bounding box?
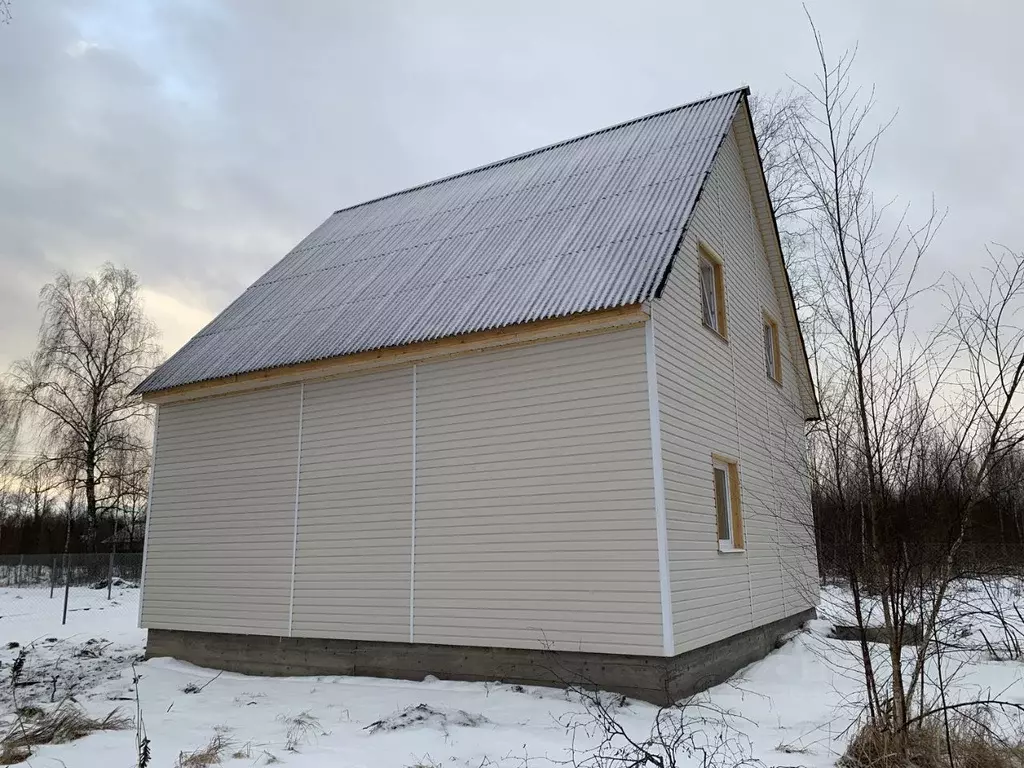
[699,247,727,337]
[763,314,782,383]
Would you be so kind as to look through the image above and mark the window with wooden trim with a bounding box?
[763,315,782,383]
[698,247,727,337]
[712,457,744,552]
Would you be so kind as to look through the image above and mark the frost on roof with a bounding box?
[138,89,743,393]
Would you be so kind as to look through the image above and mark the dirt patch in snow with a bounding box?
[364,703,491,735]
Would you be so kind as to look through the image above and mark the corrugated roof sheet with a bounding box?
[139,88,745,394]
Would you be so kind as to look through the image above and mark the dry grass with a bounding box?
[14,706,44,722]
[230,740,253,760]
[0,704,130,764]
[775,741,811,755]
[0,745,28,766]
[176,733,231,767]
[278,711,327,752]
[841,715,1024,768]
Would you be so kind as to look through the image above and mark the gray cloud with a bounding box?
[2,0,1022,371]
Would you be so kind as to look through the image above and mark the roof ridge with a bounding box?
[330,86,749,217]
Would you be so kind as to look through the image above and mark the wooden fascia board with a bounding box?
[142,304,649,405]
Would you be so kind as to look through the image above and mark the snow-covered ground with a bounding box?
[0,584,1021,767]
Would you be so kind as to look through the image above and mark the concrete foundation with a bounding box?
[146,608,815,704]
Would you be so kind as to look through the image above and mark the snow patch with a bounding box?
[0,582,1019,767]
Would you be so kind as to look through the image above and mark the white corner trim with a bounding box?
[645,315,675,657]
[409,365,418,643]
[287,383,304,637]
[137,404,160,628]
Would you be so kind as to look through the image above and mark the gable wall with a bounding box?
[652,122,818,653]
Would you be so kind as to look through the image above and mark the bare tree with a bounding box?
[778,14,1024,761]
[0,380,18,465]
[793,18,943,734]
[20,460,58,530]
[0,459,59,553]
[107,439,152,550]
[751,89,817,313]
[750,89,814,239]
[12,264,160,550]
[0,380,21,550]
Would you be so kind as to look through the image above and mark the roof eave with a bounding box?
[138,304,650,404]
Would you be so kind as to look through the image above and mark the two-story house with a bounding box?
[135,87,819,703]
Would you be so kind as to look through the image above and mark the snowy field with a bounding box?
[0,585,1021,767]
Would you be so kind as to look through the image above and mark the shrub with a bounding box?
[841,713,1024,768]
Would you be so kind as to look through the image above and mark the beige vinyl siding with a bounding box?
[731,110,820,607]
[653,119,817,653]
[413,327,662,655]
[141,326,662,655]
[141,386,300,635]
[290,369,413,641]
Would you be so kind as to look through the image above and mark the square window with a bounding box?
[699,249,727,337]
[712,458,744,552]
[764,316,782,383]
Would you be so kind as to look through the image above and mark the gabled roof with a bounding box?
[138,89,747,394]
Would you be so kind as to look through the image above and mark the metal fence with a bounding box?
[0,552,143,589]
[0,553,143,626]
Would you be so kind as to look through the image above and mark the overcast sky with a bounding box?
[1,0,1021,372]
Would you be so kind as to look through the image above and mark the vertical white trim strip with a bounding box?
[645,313,675,656]
[409,365,417,643]
[137,404,160,628]
[287,383,304,637]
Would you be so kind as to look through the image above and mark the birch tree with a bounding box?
[13,264,160,549]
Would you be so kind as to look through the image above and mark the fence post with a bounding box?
[107,550,114,600]
[61,553,70,626]
[60,482,76,626]
[50,557,57,599]
[107,518,121,600]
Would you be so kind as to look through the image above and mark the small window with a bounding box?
[698,248,727,337]
[712,458,744,552]
[763,315,782,383]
